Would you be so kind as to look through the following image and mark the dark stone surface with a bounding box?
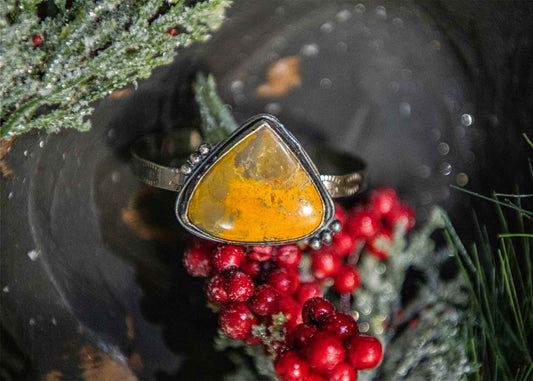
[1,0,532,380]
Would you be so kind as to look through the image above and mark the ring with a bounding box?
[131,114,366,248]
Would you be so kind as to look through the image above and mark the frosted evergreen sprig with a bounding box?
[0,0,231,140]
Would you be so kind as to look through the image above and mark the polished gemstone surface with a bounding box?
[187,123,324,242]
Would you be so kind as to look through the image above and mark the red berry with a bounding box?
[366,229,393,259]
[219,302,257,340]
[311,249,342,280]
[247,284,280,316]
[346,210,382,240]
[294,282,321,305]
[193,237,217,251]
[206,274,229,304]
[212,245,245,271]
[332,231,357,257]
[274,351,310,381]
[225,271,254,302]
[370,188,398,216]
[266,340,290,357]
[286,324,317,351]
[278,296,302,330]
[334,203,348,226]
[167,28,177,36]
[333,266,360,294]
[32,34,43,45]
[345,335,383,370]
[245,332,262,345]
[269,268,300,295]
[240,258,261,277]
[183,247,212,277]
[249,246,273,261]
[317,312,357,339]
[302,297,334,326]
[328,362,358,381]
[305,331,346,373]
[274,245,303,268]
[306,372,328,381]
[385,203,415,230]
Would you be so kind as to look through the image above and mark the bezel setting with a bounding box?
[175,114,339,246]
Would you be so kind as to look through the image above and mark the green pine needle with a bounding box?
[1,0,231,140]
[446,138,533,379]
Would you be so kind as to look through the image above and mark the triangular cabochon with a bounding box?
[186,123,325,242]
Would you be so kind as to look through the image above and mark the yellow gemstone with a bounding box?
[187,123,324,242]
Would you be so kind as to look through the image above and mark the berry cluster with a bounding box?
[182,188,414,380]
[276,297,382,381]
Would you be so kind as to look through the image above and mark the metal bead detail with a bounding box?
[330,219,342,232]
[189,153,202,164]
[320,230,333,243]
[309,237,322,250]
[198,144,211,155]
[180,163,192,175]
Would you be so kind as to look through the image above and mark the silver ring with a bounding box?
[131,114,366,247]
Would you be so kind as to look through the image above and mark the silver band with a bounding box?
[131,129,366,198]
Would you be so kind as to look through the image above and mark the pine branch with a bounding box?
[1,0,231,140]
[193,72,238,145]
[446,142,533,379]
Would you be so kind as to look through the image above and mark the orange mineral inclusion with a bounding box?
[187,123,324,242]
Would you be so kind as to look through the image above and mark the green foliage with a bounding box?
[0,0,231,140]
[445,137,533,380]
[193,72,238,144]
[357,208,470,381]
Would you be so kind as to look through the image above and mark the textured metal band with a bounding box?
[131,130,366,198]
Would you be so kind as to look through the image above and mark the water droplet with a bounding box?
[111,171,120,183]
[8,192,13,200]
[354,3,366,14]
[399,102,411,116]
[401,68,413,80]
[440,162,452,176]
[336,9,351,22]
[336,41,348,53]
[437,142,450,155]
[320,78,332,89]
[51,317,57,326]
[231,80,243,93]
[38,141,44,148]
[392,17,403,27]
[359,322,370,332]
[461,113,473,126]
[2,286,9,293]
[300,43,319,57]
[416,165,431,178]
[320,22,334,34]
[29,318,36,326]
[352,311,360,321]
[430,40,441,50]
[375,5,387,19]
[388,81,400,93]
[27,249,40,261]
[62,153,67,160]
[456,172,469,186]
[376,263,387,274]
[265,102,282,115]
